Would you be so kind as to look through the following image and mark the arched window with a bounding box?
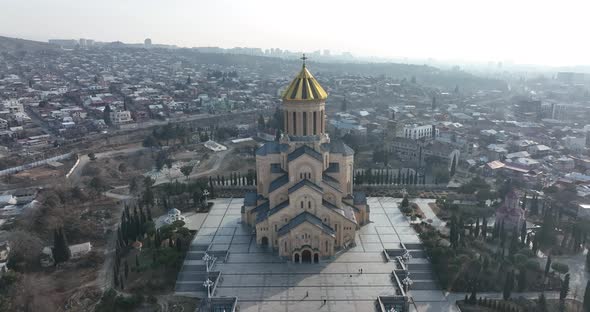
[308,201,311,209]
[300,201,304,209]
[274,224,277,232]
[284,241,287,251]
[325,240,329,252]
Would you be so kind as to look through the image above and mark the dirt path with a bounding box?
[153,148,231,186]
[96,191,133,291]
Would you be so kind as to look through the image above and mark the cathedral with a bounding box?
[242,57,370,263]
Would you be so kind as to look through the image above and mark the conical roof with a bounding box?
[282,61,327,102]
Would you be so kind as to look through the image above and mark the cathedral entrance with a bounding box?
[261,237,269,248]
[301,250,312,263]
[314,253,319,263]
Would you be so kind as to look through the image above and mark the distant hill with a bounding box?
[176,49,507,91]
[0,36,57,52]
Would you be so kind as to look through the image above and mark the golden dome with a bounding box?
[282,57,328,102]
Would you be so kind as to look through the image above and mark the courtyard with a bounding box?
[176,197,458,312]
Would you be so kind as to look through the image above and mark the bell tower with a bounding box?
[282,54,328,138]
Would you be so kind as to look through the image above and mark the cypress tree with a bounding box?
[147,207,153,222]
[124,260,129,279]
[509,227,519,256]
[544,255,552,279]
[492,220,498,240]
[520,222,527,244]
[500,221,507,246]
[140,206,146,225]
[62,228,71,260]
[538,292,547,312]
[560,273,570,300]
[531,194,539,215]
[53,227,71,264]
[176,237,182,252]
[503,270,514,300]
[469,275,478,303]
[52,228,61,264]
[583,280,590,312]
[517,270,527,292]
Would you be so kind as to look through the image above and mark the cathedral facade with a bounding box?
[242,59,369,263]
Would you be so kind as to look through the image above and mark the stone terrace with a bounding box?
[176,197,456,312]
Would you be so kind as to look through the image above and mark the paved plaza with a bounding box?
[176,197,459,311]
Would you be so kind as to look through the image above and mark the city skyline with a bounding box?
[2,0,590,67]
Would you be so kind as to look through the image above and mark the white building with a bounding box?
[109,110,133,124]
[3,99,24,114]
[401,124,439,140]
[563,136,586,151]
[204,140,228,152]
[40,242,92,267]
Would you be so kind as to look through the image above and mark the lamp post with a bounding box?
[401,250,412,263]
[202,252,217,272]
[402,276,413,292]
[203,278,214,298]
[203,253,211,272]
[203,189,210,207]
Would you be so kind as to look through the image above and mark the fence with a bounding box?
[0,153,74,177]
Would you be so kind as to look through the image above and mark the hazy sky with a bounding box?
[1,0,589,66]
